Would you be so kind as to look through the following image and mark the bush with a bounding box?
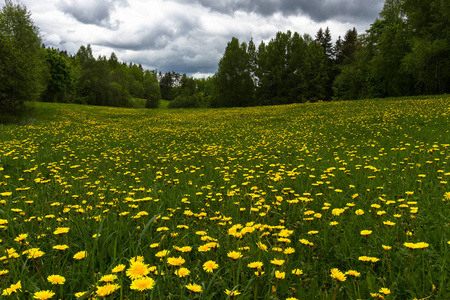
[167,95,200,108]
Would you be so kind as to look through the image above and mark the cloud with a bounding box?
[175,0,383,23]
[23,0,384,77]
[57,0,128,29]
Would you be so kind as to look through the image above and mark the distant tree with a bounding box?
[159,71,181,100]
[316,27,333,59]
[41,48,75,102]
[0,0,48,114]
[143,70,161,108]
[212,37,254,107]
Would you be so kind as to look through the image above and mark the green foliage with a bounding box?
[212,37,255,107]
[144,70,161,108]
[167,94,201,108]
[0,0,48,114]
[42,48,75,102]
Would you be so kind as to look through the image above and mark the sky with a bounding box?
[19,0,385,78]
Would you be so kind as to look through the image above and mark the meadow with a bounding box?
[0,96,449,299]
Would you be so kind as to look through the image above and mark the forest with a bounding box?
[0,0,449,113]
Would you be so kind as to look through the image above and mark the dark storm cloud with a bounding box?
[176,0,383,23]
[57,0,128,29]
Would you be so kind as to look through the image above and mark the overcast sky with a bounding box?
[19,0,384,77]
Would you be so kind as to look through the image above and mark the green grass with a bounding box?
[159,99,170,109]
[0,96,449,299]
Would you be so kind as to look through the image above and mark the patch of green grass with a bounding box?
[159,99,170,109]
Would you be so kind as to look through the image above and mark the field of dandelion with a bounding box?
[0,96,449,299]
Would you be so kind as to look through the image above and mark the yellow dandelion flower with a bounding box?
[47,275,65,285]
[53,244,69,251]
[330,268,346,282]
[130,277,155,291]
[224,289,241,297]
[292,269,303,276]
[96,284,120,297]
[248,261,263,269]
[345,270,361,277]
[167,256,185,267]
[112,264,126,273]
[53,227,70,235]
[275,270,285,279]
[126,261,150,279]
[270,259,285,266]
[73,251,87,260]
[186,283,202,293]
[203,260,219,273]
[99,274,117,282]
[174,267,190,277]
[227,251,243,260]
[33,290,55,300]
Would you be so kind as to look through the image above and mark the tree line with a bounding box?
[0,0,163,114]
[212,0,449,107]
[1,0,449,114]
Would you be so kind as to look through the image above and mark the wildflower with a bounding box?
[96,284,120,297]
[0,269,9,275]
[73,251,87,260]
[14,233,28,243]
[404,242,429,249]
[332,208,345,216]
[270,259,285,266]
[126,261,150,279]
[33,290,55,300]
[345,270,361,277]
[186,283,202,293]
[358,256,380,263]
[360,230,372,236]
[198,244,211,252]
[227,251,242,260]
[224,289,241,297]
[112,264,126,273]
[292,269,303,275]
[203,260,219,273]
[355,209,364,215]
[379,287,391,295]
[53,244,69,250]
[130,256,145,263]
[275,270,285,279]
[23,248,45,259]
[248,261,263,269]
[256,241,268,251]
[2,281,21,296]
[99,274,117,282]
[174,267,190,277]
[155,250,170,258]
[283,247,295,255]
[383,221,396,226]
[167,256,185,267]
[53,227,70,235]
[382,245,392,251]
[371,293,385,299]
[330,268,346,282]
[47,275,65,285]
[130,277,155,291]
